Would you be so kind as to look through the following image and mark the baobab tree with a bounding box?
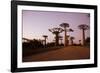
[49,27,64,46]
[70,36,75,45]
[68,29,74,45]
[69,28,74,32]
[60,23,74,46]
[43,35,48,47]
[40,39,45,45]
[60,23,69,46]
[78,24,89,46]
[59,36,63,45]
[66,35,70,45]
[79,40,81,46]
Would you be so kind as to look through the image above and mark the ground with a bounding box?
[23,46,90,62]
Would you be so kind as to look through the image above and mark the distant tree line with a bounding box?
[23,39,43,50]
[23,23,90,50]
[22,38,60,50]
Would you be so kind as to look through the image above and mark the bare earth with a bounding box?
[23,46,90,62]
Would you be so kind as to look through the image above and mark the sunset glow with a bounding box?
[22,10,90,44]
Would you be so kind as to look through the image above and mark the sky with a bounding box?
[22,10,90,44]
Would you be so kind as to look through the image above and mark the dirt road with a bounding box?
[23,46,90,62]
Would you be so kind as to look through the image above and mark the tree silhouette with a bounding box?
[66,35,70,45]
[22,38,44,49]
[60,23,74,46]
[70,36,75,45]
[78,24,89,46]
[59,36,63,45]
[43,35,48,47]
[69,28,74,32]
[60,23,69,46]
[49,27,64,46]
[85,37,90,43]
[79,40,81,45]
[85,37,90,46]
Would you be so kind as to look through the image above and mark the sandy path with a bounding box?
[23,46,90,62]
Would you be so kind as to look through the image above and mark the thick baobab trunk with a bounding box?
[55,34,59,46]
[82,29,85,46]
[71,39,73,45]
[43,36,48,47]
[79,40,81,45]
[64,28,67,46]
[60,39,63,45]
[44,38,46,47]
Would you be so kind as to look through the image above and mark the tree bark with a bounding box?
[55,33,59,46]
[82,29,85,46]
[64,28,67,46]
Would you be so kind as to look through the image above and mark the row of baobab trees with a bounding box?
[43,23,89,47]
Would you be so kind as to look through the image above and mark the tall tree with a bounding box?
[79,40,81,45]
[78,24,89,46]
[60,23,69,46]
[70,36,75,45]
[43,35,48,47]
[59,36,63,45]
[49,27,64,46]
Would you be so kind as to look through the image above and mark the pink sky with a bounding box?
[22,10,90,44]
